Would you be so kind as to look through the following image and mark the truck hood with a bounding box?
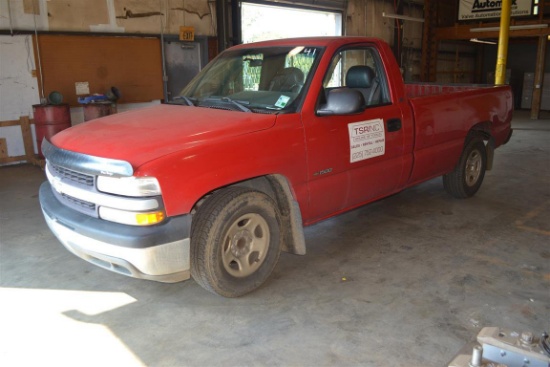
[51,104,277,168]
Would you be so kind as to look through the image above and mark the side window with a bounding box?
[323,47,390,106]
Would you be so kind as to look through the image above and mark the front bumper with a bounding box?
[39,182,191,283]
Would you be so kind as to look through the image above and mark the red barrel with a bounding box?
[33,104,72,158]
[83,103,117,122]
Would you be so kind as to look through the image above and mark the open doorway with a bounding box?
[241,2,343,44]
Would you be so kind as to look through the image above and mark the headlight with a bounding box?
[99,207,165,226]
[97,176,161,197]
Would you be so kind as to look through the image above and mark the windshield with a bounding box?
[177,46,322,113]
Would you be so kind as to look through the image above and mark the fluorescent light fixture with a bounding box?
[382,12,425,23]
[470,24,549,32]
[470,38,497,45]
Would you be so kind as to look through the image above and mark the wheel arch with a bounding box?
[469,121,496,170]
[443,136,488,199]
[191,174,306,255]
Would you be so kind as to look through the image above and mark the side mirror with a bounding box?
[317,88,365,116]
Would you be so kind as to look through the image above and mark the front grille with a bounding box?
[61,193,96,211]
[51,164,94,187]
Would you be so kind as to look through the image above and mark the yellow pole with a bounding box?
[495,0,512,85]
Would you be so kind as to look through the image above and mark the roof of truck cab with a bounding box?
[230,37,385,50]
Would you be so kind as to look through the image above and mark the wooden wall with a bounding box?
[34,34,164,106]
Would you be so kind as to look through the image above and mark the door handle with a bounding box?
[387,118,402,132]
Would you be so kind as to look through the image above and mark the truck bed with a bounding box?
[404,83,513,186]
[405,83,494,98]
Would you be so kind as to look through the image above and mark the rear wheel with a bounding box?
[443,136,487,198]
[190,187,282,297]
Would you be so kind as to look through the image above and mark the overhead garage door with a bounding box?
[247,0,347,11]
[241,1,346,43]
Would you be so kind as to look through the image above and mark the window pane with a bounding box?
[243,54,263,91]
[180,46,322,112]
[242,3,342,43]
[323,47,390,106]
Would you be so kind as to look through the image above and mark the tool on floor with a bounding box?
[448,327,550,367]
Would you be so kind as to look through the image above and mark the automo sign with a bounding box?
[458,0,533,20]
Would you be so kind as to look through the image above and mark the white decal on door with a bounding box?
[348,119,385,163]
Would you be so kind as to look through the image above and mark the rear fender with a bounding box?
[470,121,492,140]
[469,122,494,170]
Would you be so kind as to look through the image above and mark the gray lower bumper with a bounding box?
[40,182,191,283]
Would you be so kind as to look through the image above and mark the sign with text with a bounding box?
[458,0,533,21]
[348,119,385,163]
[179,26,195,41]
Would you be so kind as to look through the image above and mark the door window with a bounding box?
[322,47,390,107]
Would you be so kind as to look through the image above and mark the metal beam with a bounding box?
[435,21,550,41]
[421,0,438,82]
[216,0,228,53]
[231,0,242,46]
[495,0,512,85]
[530,35,548,119]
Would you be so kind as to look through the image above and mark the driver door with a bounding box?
[303,45,408,222]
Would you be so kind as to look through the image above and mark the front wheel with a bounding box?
[190,187,282,297]
[443,137,487,198]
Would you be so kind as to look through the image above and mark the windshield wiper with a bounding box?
[173,95,196,106]
[204,97,252,113]
[223,97,252,113]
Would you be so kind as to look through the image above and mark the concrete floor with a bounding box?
[1,111,549,367]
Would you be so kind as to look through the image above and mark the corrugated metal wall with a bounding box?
[437,42,477,84]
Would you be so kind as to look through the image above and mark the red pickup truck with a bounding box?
[39,37,513,297]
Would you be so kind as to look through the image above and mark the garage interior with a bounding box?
[0,1,549,366]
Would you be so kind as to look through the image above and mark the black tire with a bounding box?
[190,187,282,297]
[443,136,487,199]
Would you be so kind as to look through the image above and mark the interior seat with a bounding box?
[345,65,380,106]
[269,67,304,93]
